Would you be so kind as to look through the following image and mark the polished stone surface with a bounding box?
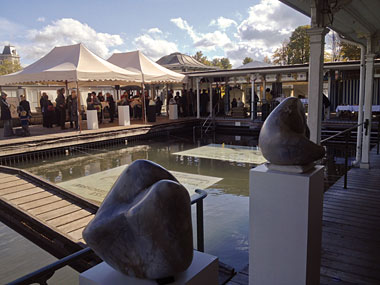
[173,144,266,165]
[259,97,325,166]
[83,160,193,280]
[58,165,222,203]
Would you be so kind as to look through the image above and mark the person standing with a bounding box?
[19,95,31,117]
[70,90,79,130]
[55,88,66,129]
[0,92,14,137]
[66,91,74,128]
[40,93,48,127]
[106,93,115,123]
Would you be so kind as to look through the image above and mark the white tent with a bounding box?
[0,43,141,87]
[107,51,186,83]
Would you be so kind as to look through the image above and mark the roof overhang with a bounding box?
[280,0,380,52]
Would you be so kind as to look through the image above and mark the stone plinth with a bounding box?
[79,251,218,285]
[249,164,324,285]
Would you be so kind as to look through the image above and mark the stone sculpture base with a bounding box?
[79,251,218,285]
[265,162,315,173]
[250,164,324,285]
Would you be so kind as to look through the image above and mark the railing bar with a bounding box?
[8,247,93,285]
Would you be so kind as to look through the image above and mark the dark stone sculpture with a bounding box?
[83,160,193,280]
[259,97,325,168]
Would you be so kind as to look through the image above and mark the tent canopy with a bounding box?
[107,51,186,84]
[0,43,141,86]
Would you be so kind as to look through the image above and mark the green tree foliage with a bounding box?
[193,52,232,69]
[272,41,290,65]
[287,25,310,64]
[272,25,311,65]
[220,58,232,69]
[193,51,211,66]
[339,42,361,61]
[242,57,253,65]
[0,59,22,75]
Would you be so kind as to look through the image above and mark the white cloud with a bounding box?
[209,17,237,31]
[148,28,162,34]
[170,18,198,41]
[133,34,178,60]
[22,18,123,61]
[171,17,232,51]
[194,31,232,51]
[37,17,45,22]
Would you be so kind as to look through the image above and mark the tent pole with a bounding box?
[142,81,147,123]
[76,81,82,133]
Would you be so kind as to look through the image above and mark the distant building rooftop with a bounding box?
[156,52,218,72]
[237,60,272,69]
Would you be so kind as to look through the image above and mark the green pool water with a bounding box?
[17,133,260,272]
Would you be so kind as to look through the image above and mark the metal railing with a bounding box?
[8,189,208,285]
[320,120,369,189]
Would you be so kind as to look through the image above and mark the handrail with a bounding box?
[320,120,368,144]
[320,120,369,189]
[8,189,208,285]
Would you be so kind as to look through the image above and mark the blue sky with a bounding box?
[0,0,309,67]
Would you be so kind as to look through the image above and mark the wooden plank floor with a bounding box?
[0,172,94,244]
[228,148,380,284]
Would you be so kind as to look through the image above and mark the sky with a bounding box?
[0,0,310,67]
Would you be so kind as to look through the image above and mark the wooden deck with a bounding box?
[228,147,380,284]
[0,117,199,159]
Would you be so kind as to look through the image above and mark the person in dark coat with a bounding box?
[46,97,55,128]
[0,92,14,137]
[19,95,31,116]
[66,92,74,128]
[40,93,49,127]
[106,93,115,123]
[70,90,79,130]
[55,88,66,129]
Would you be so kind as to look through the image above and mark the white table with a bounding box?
[169,104,178,120]
[86,110,99,130]
[118,106,130,126]
[336,105,380,113]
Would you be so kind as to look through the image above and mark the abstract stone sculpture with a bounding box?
[83,160,193,280]
[259,97,325,170]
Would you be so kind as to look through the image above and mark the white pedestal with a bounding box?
[249,164,324,285]
[169,104,178,120]
[79,251,218,285]
[118,106,130,126]
[86,110,99,130]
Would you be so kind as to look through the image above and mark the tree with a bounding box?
[220,58,232,69]
[0,59,22,75]
[193,51,211,66]
[287,25,310,64]
[272,25,311,65]
[193,52,231,69]
[242,57,253,65]
[339,42,361,61]
[272,41,290,65]
[263,56,272,64]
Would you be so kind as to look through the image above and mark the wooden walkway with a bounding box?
[228,147,380,285]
